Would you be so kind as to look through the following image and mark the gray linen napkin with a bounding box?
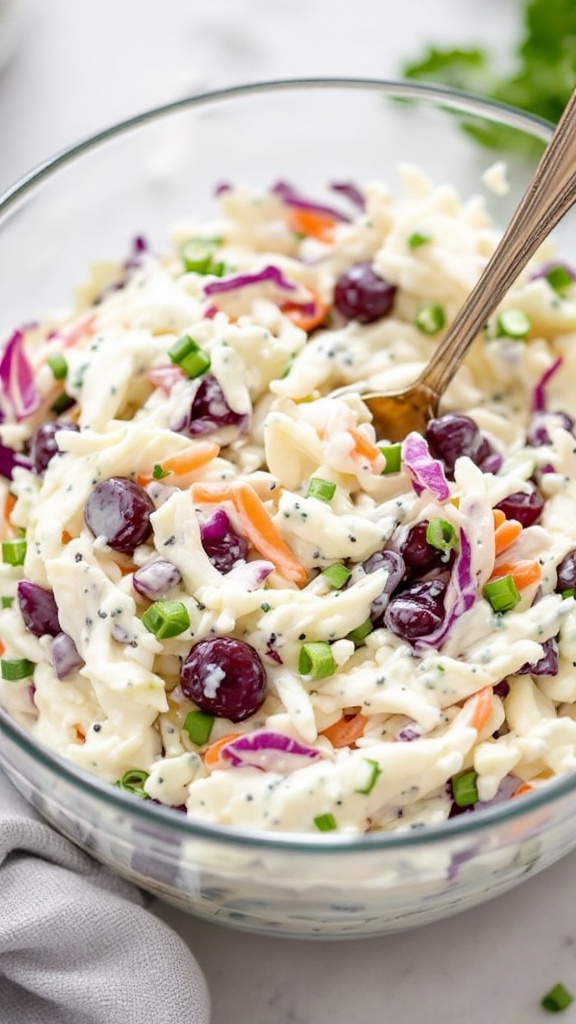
[0,770,210,1024]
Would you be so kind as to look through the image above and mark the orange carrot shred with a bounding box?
[0,640,5,656]
[489,559,542,589]
[203,732,242,767]
[61,530,73,545]
[287,207,338,242]
[281,288,329,333]
[492,508,506,529]
[3,492,16,526]
[494,518,523,557]
[138,441,220,487]
[231,483,308,586]
[320,711,368,748]
[190,482,236,505]
[349,427,383,466]
[512,781,535,798]
[464,685,494,733]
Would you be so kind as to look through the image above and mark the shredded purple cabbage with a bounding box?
[271,181,352,222]
[51,632,84,679]
[0,443,31,480]
[402,432,450,502]
[330,181,365,210]
[204,263,298,298]
[395,724,421,742]
[415,528,477,650]
[516,636,559,676]
[220,730,323,772]
[531,355,563,413]
[0,330,40,422]
[133,560,182,601]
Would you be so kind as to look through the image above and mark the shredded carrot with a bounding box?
[348,426,383,467]
[137,441,220,487]
[281,289,329,333]
[0,640,5,656]
[320,711,368,748]
[494,518,523,557]
[464,685,494,733]
[231,483,308,586]
[287,207,338,243]
[512,780,535,798]
[203,732,241,767]
[489,559,542,590]
[190,482,236,505]
[74,724,86,743]
[63,313,96,348]
[61,530,73,545]
[492,508,506,529]
[3,492,16,527]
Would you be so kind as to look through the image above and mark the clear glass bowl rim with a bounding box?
[0,75,569,855]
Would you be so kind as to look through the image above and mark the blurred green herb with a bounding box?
[402,0,576,149]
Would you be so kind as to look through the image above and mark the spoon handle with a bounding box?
[419,86,576,398]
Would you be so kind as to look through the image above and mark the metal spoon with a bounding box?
[360,86,576,442]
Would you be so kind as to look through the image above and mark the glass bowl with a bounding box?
[0,78,574,940]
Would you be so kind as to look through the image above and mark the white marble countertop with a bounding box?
[2,2,576,1022]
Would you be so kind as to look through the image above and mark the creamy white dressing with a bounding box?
[2,168,576,834]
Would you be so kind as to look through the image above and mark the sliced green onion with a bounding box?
[184,710,215,746]
[451,768,479,808]
[2,538,26,566]
[152,464,171,480]
[346,619,373,645]
[51,392,75,414]
[142,600,191,639]
[495,309,531,340]
[1,658,35,681]
[115,768,150,799]
[541,983,574,1013]
[1,596,14,608]
[306,477,336,502]
[313,812,337,832]
[321,562,351,590]
[298,641,336,679]
[47,353,68,380]
[545,264,573,295]
[482,574,521,613]
[426,517,457,553]
[168,334,211,379]
[355,758,382,795]
[415,303,446,335]
[379,442,402,475]
[407,230,431,249]
[181,238,222,274]
[561,588,575,600]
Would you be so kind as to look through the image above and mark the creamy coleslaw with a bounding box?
[2,165,576,834]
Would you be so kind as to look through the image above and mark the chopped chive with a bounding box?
[51,392,75,414]
[115,768,150,799]
[426,517,457,553]
[407,230,431,249]
[451,768,479,808]
[313,812,337,832]
[1,657,35,681]
[1,596,14,608]
[168,334,211,379]
[2,538,26,566]
[415,303,446,335]
[142,600,191,639]
[541,983,574,1013]
[47,353,68,380]
[181,238,221,274]
[306,477,336,502]
[152,464,171,480]
[346,619,373,645]
[545,264,573,295]
[495,309,531,339]
[482,574,521,613]
[184,710,215,746]
[355,758,382,795]
[298,641,336,680]
[321,563,352,590]
[379,442,402,474]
